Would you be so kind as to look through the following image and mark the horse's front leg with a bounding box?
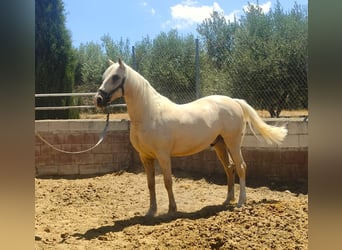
[140,155,157,216]
[157,155,177,214]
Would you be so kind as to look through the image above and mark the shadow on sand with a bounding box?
[72,203,233,240]
[72,198,279,241]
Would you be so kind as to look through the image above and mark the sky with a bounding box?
[63,0,308,48]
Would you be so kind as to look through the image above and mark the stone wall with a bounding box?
[35,118,308,185]
[35,120,132,176]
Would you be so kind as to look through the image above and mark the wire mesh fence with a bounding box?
[37,23,308,118]
[131,37,307,118]
[36,2,307,119]
[35,33,307,119]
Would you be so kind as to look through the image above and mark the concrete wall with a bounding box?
[35,118,307,185]
[35,120,133,176]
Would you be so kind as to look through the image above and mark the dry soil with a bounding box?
[35,171,308,249]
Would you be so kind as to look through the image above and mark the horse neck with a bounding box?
[124,68,167,124]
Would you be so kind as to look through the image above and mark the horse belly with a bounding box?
[170,128,217,157]
[171,143,210,157]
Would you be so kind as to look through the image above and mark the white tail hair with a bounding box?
[234,99,288,145]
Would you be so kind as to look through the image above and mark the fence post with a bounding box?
[132,45,136,70]
[195,38,200,99]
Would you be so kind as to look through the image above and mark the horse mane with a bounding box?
[125,64,175,111]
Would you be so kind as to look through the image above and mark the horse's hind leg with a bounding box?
[213,138,236,205]
[224,136,247,207]
[140,155,157,216]
[157,155,177,214]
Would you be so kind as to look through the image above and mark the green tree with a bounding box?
[197,1,307,117]
[147,30,196,103]
[229,2,307,117]
[101,34,132,64]
[197,11,238,96]
[285,2,308,110]
[134,35,153,75]
[74,41,106,92]
[197,11,238,69]
[73,36,133,108]
[35,0,78,119]
[229,3,274,113]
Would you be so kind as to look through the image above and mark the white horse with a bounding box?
[94,59,287,216]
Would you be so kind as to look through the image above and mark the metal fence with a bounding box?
[35,92,126,111]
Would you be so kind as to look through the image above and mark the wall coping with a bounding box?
[35,119,129,132]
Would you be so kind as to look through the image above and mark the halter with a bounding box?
[98,77,126,105]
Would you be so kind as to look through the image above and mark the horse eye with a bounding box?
[112,75,120,82]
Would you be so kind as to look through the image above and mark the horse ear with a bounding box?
[108,59,114,65]
[118,58,125,68]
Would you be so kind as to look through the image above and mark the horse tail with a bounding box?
[234,99,288,145]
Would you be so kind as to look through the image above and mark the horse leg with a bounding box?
[157,155,177,214]
[140,155,157,216]
[224,137,247,207]
[213,138,236,205]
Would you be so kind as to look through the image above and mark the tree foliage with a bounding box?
[35,0,78,119]
[139,30,197,103]
[197,11,238,70]
[196,11,238,97]
[101,34,132,63]
[75,30,197,104]
[74,35,132,93]
[229,1,308,117]
[74,42,106,92]
[69,1,307,117]
[197,1,308,117]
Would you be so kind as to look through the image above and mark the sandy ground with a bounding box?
[35,171,308,249]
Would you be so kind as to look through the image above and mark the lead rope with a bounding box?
[35,110,110,154]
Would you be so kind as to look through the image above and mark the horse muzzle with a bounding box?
[94,91,110,108]
[94,77,126,108]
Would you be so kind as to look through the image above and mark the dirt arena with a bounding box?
[35,171,308,249]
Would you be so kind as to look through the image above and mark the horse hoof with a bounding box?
[146,208,157,217]
[223,197,236,206]
[237,201,246,207]
[167,210,177,217]
[167,206,177,215]
[146,212,156,217]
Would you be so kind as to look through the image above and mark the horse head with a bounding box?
[94,58,126,108]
